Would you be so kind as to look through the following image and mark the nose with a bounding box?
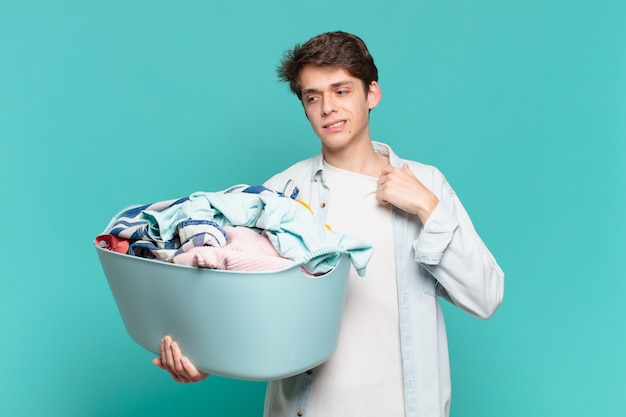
[321,95,337,117]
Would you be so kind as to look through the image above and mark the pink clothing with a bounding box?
[173,226,295,272]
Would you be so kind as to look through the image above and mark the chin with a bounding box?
[321,139,351,150]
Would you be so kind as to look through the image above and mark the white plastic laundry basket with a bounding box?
[96,246,350,381]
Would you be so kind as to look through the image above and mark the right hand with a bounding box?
[152,335,210,384]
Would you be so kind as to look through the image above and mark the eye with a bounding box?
[306,95,319,103]
[336,89,349,96]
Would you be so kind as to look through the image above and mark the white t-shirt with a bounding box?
[307,161,405,416]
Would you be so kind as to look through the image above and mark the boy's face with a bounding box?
[299,65,381,152]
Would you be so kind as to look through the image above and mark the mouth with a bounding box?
[323,120,346,129]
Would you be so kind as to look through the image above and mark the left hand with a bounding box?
[152,336,210,384]
[376,164,439,223]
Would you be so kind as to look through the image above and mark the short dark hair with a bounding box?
[277,31,379,100]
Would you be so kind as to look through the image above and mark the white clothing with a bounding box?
[306,161,405,416]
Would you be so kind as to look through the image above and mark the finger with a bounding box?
[375,186,389,204]
[160,336,167,366]
[156,336,188,383]
[402,164,414,176]
[157,353,184,383]
[378,168,393,185]
[380,165,394,177]
[171,341,186,373]
[171,341,194,383]
[152,357,165,369]
[163,336,175,368]
[163,336,188,382]
[154,359,185,383]
[181,356,209,382]
[167,368,185,383]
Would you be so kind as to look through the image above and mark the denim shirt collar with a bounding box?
[310,141,401,184]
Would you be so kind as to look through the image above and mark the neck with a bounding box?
[322,140,388,177]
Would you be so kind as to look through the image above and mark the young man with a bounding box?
[154,31,505,417]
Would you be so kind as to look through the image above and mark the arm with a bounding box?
[152,336,210,383]
[377,164,504,319]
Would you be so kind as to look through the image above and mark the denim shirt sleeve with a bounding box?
[411,172,504,320]
[412,202,459,265]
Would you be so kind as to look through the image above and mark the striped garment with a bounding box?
[103,185,288,262]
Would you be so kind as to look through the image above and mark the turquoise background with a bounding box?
[1,1,624,416]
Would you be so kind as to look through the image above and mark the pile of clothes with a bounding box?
[95,184,373,276]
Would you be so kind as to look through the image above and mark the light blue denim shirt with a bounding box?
[263,142,505,417]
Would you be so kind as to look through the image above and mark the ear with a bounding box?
[367,81,382,110]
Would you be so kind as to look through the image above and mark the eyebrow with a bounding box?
[302,80,355,95]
